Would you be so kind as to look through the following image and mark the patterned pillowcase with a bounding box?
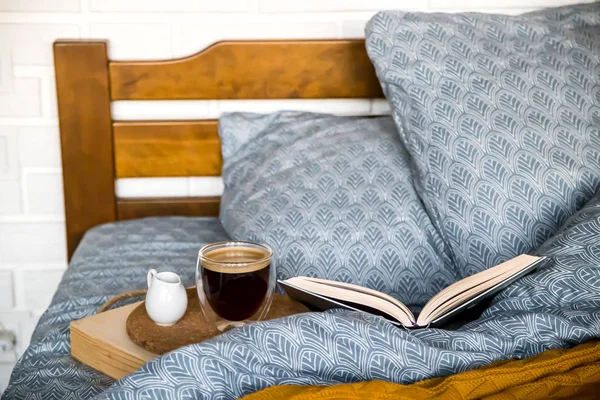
[366,4,600,278]
[219,111,457,308]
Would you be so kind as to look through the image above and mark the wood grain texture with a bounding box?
[109,40,383,100]
[113,120,222,178]
[70,302,156,380]
[56,39,383,256]
[54,41,116,260]
[117,197,221,220]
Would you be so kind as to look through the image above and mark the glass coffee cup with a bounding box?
[196,241,275,331]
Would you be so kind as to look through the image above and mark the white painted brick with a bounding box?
[0,181,21,214]
[0,223,66,263]
[259,0,421,12]
[0,313,20,340]
[0,78,41,118]
[0,138,6,175]
[0,215,63,223]
[90,24,172,60]
[90,0,248,12]
[174,22,338,58]
[24,171,63,215]
[341,20,371,38]
[0,0,80,12]
[0,271,14,310]
[1,24,80,66]
[0,127,18,180]
[6,262,66,312]
[0,310,27,358]
[0,363,15,394]
[21,269,63,312]
[17,314,40,355]
[1,262,68,272]
[0,136,6,174]
[12,66,54,79]
[42,76,57,118]
[0,37,13,93]
[0,348,16,364]
[427,0,592,10]
[17,127,61,169]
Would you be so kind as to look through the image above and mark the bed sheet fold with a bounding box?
[4,190,600,400]
[94,190,600,399]
[243,339,600,399]
[1,217,229,400]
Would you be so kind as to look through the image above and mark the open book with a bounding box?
[279,254,547,328]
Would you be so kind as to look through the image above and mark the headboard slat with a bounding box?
[113,120,222,178]
[109,40,383,100]
[54,41,116,260]
[117,197,221,220]
[56,39,383,260]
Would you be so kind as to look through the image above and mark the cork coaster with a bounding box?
[126,288,309,354]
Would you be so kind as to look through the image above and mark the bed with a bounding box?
[3,39,388,398]
[4,15,600,398]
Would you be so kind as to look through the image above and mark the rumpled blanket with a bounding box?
[1,218,230,399]
[3,193,600,400]
[92,189,600,399]
[243,339,600,399]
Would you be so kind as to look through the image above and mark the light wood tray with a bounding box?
[71,302,156,380]
[70,292,310,380]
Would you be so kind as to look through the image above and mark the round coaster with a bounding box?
[126,288,310,354]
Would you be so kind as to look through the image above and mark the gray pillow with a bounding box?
[219,112,457,308]
[366,4,600,278]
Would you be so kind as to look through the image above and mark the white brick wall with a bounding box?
[0,0,594,393]
[89,0,249,13]
[0,271,14,310]
[259,0,419,12]
[0,1,80,12]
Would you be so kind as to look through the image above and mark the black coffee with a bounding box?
[201,247,270,321]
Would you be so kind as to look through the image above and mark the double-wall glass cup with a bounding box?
[196,241,275,331]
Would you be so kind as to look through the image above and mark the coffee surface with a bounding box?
[202,246,270,273]
[202,246,270,321]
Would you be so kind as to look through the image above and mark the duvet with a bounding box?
[3,190,600,399]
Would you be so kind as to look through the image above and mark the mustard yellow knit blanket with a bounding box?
[244,340,600,400]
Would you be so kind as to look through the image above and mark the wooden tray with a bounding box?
[70,290,309,380]
[71,302,155,380]
[127,289,308,354]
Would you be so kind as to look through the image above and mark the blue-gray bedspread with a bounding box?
[2,217,229,399]
[4,191,600,399]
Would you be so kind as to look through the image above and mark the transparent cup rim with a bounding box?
[199,240,272,268]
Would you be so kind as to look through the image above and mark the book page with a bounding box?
[417,254,541,325]
[299,277,415,321]
[417,267,517,326]
[284,277,415,326]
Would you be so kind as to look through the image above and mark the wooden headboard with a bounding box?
[53,39,383,259]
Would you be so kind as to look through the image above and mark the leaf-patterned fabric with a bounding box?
[95,188,600,399]
[219,112,456,309]
[365,4,600,277]
[5,5,600,399]
[1,217,230,400]
[4,191,600,399]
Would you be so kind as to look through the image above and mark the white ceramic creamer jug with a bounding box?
[145,269,188,326]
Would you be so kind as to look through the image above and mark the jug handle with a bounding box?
[147,269,157,288]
